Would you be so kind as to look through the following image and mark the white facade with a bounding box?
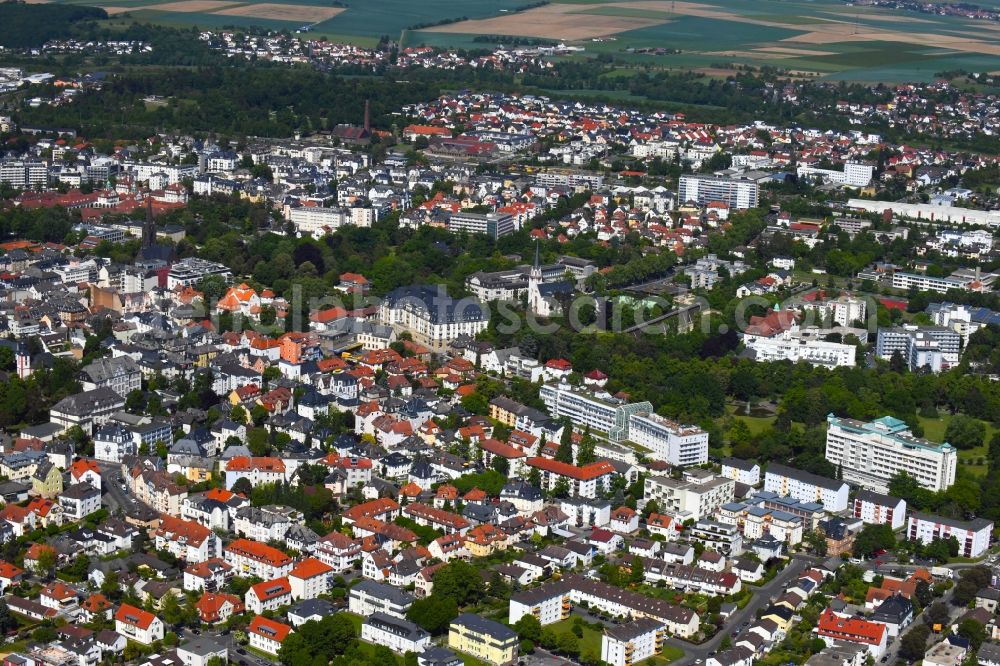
[643,472,735,522]
[628,412,709,466]
[678,174,759,209]
[745,331,856,367]
[764,463,849,512]
[361,614,431,654]
[601,620,666,666]
[907,513,992,558]
[539,383,652,442]
[852,491,906,530]
[826,415,956,493]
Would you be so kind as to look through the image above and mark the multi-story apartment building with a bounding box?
[0,160,48,189]
[247,616,292,656]
[627,412,709,466]
[720,458,761,486]
[875,325,961,373]
[448,614,519,665]
[348,580,414,619]
[907,513,993,558]
[79,356,142,397]
[744,330,857,367]
[288,558,333,601]
[764,463,849,512]
[719,500,804,545]
[643,470,735,522]
[539,383,652,442]
[446,212,515,239]
[223,539,294,580]
[852,490,906,530]
[800,295,867,327]
[826,415,957,493]
[601,619,667,666]
[890,271,979,294]
[678,174,759,209]
[166,257,233,289]
[362,613,431,654]
[153,516,222,563]
[688,520,743,556]
[525,457,616,499]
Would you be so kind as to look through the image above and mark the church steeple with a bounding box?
[530,240,541,280]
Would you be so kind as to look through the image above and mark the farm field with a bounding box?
[35,0,1000,79]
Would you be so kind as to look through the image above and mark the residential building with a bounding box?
[448,614,518,665]
[852,490,907,530]
[361,613,431,654]
[446,212,515,239]
[600,618,666,666]
[764,463,849,512]
[114,604,164,645]
[907,513,993,558]
[817,610,887,658]
[678,174,759,209]
[247,616,292,656]
[643,470,735,522]
[720,458,760,486]
[223,539,294,580]
[875,325,961,372]
[379,286,488,349]
[348,580,414,619]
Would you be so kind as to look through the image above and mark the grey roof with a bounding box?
[766,463,846,493]
[350,579,415,607]
[288,598,336,618]
[450,613,517,642]
[364,612,428,641]
[605,617,664,642]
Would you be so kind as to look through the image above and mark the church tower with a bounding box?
[15,342,31,379]
[528,241,543,315]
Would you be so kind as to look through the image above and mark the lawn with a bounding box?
[917,413,996,477]
[546,618,603,656]
[340,611,364,635]
[726,404,777,436]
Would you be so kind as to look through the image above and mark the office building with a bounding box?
[826,415,956,493]
[539,383,652,442]
[678,174,759,210]
[764,463,849,512]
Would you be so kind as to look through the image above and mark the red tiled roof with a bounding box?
[115,603,158,630]
[526,457,615,481]
[248,616,292,643]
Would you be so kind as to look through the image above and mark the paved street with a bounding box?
[666,555,814,665]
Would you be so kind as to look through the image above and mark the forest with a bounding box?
[0,2,107,49]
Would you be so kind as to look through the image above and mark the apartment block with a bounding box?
[763,463,849,512]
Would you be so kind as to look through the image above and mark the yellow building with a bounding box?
[32,462,63,499]
[465,525,507,558]
[448,614,519,666]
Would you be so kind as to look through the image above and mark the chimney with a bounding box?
[364,100,370,134]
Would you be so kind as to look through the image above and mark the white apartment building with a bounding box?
[361,613,431,654]
[348,580,414,619]
[890,271,977,294]
[796,161,873,188]
[800,295,867,327]
[826,415,956,493]
[875,325,961,373]
[627,412,709,466]
[288,205,373,237]
[852,490,906,530]
[643,470,735,522]
[166,257,232,289]
[446,212,515,239]
[247,617,292,656]
[539,383,652,442]
[720,458,760,486]
[907,513,993,558]
[288,558,333,601]
[115,604,164,645]
[223,539,294,580]
[601,619,667,666]
[717,502,803,547]
[689,520,743,556]
[764,463,849,512]
[678,174,759,209]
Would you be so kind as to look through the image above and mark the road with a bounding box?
[664,555,814,665]
[97,460,153,515]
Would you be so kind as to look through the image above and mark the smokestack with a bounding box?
[364,100,370,134]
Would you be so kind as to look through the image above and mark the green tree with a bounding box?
[407,595,458,634]
[944,415,986,450]
[432,560,486,606]
[513,615,542,643]
[555,419,574,464]
[957,619,986,649]
[853,523,895,558]
[898,624,930,662]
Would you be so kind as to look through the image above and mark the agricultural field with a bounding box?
[36,0,1000,79]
